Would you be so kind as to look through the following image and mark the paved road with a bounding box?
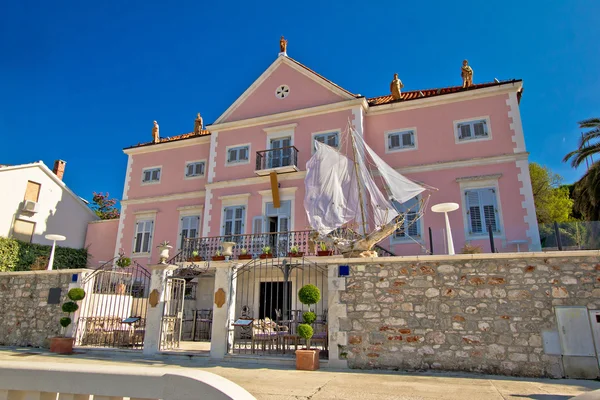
[1,348,599,400]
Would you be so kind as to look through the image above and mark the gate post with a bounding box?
[327,264,349,368]
[143,263,177,355]
[210,263,237,359]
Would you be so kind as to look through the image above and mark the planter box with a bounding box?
[288,252,304,258]
[296,349,320,370]
[259,254,273,259]
[212,256,226,261]
[238,254,253,260]
[50,337,74,355]
[187,256,203,262]
[317,250,333,256]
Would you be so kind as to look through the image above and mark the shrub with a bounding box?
[68,288,86,301]
[62,302,79,313]
[115,256,131,268]
[298,284,321,306]
[461,243,483,254]
[297,324,313,341]
[303,311,316,324]
[60,317,72,328]
[0,237,88,272]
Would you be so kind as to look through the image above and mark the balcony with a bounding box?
[174,230,395,263]
[254,146,299,176]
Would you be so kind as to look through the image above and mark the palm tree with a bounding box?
[563,118,600,168]
[573,162,600,221]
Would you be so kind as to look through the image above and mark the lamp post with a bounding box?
[45,234,66,270]
[431,203,459,255]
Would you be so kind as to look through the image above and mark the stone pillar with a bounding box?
[210,263,237,359]
[143,264,177,356]
[327,264,349,368]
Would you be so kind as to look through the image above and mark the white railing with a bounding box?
[0,361,256,400]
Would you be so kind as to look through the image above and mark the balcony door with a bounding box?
[262,200,291,256]
[269,137,291,169]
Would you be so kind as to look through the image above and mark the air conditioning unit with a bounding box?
[22,200,38,213]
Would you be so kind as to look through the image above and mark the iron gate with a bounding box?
[229,257,328,357]
[74,263,151,349]
[160,277,185,350]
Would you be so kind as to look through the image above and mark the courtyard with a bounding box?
[1,348,599,400]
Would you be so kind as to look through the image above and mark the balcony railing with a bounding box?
[174,230,396,263]
[255,146,299,175]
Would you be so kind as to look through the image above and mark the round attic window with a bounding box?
[275,85,290,99]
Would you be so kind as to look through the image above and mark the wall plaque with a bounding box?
[214,288,226,308]
[47,288,62,304]
[149,289,160,308]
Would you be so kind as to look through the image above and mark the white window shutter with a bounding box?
[466,190,482,233]
[252,216,264,234]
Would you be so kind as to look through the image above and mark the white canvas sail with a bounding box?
[350,128,426,204]
[304,141,360,235]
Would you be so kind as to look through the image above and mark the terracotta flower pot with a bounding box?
[212,255,226,261]
[317,250,333,256]
[238,254,253,260]
[296,349,320,370]
[115,283,126,294]
[288,252,304,257]
[50,337,74,354]
[259,254,273,259]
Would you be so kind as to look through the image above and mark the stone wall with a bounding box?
[336,252,600,378]
[0,269,88,347]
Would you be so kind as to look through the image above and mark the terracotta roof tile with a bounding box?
[125,130,211,149]
[367,79,521,106]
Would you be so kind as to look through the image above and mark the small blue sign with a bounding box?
[71,274,78,282]
[339,265,350,277]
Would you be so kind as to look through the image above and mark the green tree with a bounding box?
[563,118,600,168]
[91,192,120,220]
[529,163,573,224]
[572,162,600,221]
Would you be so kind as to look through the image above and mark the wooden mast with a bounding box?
[349,123,368,236]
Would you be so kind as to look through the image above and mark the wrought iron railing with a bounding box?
[255,146,299,171]
[174,230,396,262]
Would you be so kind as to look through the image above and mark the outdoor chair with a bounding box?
[311,322,328,352]
[251,317,288,353]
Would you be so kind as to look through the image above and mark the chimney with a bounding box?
[53,160,66,180]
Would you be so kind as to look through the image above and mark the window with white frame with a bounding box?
[456,119,489,141]
[387,130,415,151]
[142,167,161,183]
[223,205,245,237]
[133,219,154,253]
[179,215,200,248]
[185,161,205,178]
[465,188,500,235]
[227,146,249,164]
[313,132,339,151]
[392,196,421,241]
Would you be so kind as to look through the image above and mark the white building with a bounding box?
[0,160,98,249]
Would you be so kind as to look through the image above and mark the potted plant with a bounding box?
[259,246,273,259]
[288,245,304,258]
[157,240,173,263]
[114,256,131,294]
[50,287,86,354]
[238,248,252,260]
[317,242,333,256]
[296,284,321,370]
[187,250,203,262]
[212,249,226,261]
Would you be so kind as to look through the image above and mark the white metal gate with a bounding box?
[160,277,185,350]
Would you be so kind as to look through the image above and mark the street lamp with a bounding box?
[45,234,66,270]
[431,203,459,255]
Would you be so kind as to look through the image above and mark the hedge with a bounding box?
[0,236,88,272]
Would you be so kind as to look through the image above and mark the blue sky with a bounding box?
[1,1,598,203]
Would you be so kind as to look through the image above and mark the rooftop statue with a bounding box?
[280,36,287,53]
[152,120,160,144]
[194,113,203,134]
[461,59,474,88]
[390,73,404,100]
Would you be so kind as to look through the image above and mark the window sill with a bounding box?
[385,146,417,154]
[132,253,151,258]
[466,233,504,241]
[391,237,423,245]
[184,175,205,180]
[141,181,161,186]
[455,136,491,145]
[225,161,250,167]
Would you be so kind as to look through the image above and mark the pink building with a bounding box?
[87,47,540,267]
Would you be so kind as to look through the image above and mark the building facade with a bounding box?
[89,49,540,267]
[0,160,98,249]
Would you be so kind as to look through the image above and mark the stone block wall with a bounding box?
[336,252,600,378]
[0,270,87,347]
